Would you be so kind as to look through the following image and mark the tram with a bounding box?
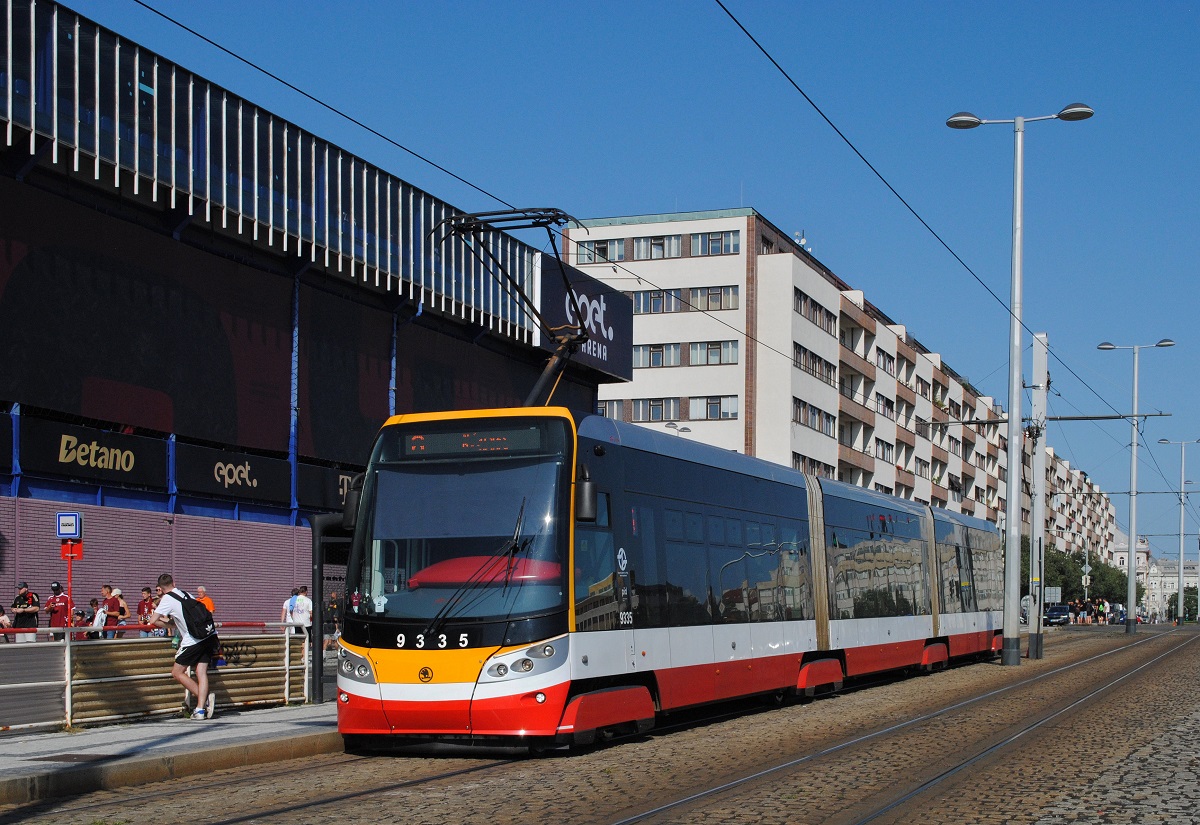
[335,406,1003,748]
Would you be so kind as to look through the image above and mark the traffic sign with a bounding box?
[60,539,83,561]
[56,512,82,539]
[1082,564,1092,574]
[1082,574,1091,587]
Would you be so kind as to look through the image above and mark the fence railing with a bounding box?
[0,623,310,733]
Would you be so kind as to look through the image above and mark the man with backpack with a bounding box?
[148,573,218,721]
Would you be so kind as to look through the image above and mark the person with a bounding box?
[148,573,218,721]
[293,586,314,640]
[195,585,215,616]
[282,588,300,634]
[0,603,11,642]
[71,607,90,641]
[44,581,74,639]
[86,598,104,639]
[100,584,121,639]
[11,581,40,643]
[112,587,131,638]
[137,587,158,637]
[324,589,341,650]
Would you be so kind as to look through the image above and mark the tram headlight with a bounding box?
[515,658,534,673]
[489,662,509,678]
[337,648,376,685]
[528,644,555,659]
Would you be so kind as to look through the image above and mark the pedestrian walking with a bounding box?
[148,573,218,721]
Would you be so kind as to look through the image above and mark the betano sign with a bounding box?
[20,417,167,487]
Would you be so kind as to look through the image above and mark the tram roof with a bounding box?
[577,415,808,491]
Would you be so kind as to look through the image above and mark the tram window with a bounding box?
[685,513,704,543]
[665,541,712,626]
[708,515,726,545]
[629,503,666,626]
[574,525,618,630]
[725,518,742,547]
[711,544,748,623]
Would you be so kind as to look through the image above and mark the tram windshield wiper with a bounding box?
[423,498,529,637]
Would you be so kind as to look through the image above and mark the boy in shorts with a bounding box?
[148,573,219,720]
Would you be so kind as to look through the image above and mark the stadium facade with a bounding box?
[0,0,630,622]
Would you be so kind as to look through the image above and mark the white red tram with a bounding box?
[336,406,1003,747]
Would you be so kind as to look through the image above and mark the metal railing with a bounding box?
[0,623,310,733]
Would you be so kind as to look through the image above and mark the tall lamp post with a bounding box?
[1098,338,1174,632]
[1157,437,1198,622]
[948,103,1093,665]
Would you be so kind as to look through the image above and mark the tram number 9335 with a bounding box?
[395,632,472,649]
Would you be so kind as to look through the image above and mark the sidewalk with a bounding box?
[0,701,341,806]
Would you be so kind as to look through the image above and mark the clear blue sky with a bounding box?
[65,1,1200,562]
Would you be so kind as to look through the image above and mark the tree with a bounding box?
[1167,586,1197,622]
[1018,537,1140,607]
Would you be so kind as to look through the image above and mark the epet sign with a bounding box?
[537,254,632,382]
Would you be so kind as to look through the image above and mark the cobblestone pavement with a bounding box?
[4,627,1197,825]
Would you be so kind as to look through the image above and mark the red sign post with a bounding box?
[60,539,83,609]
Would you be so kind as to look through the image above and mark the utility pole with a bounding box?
[1028,333,1048,659]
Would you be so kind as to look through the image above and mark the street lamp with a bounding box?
[1157,437,1198,623]
[948,102,1094,666]
[1098,338,1174,632]
[665,422,691,436]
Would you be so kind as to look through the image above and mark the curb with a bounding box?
[0,729,344,806]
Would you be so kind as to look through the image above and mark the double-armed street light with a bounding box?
[1158,437,1198,622]
[1098,338,1175,632]
[947,103,1094,665]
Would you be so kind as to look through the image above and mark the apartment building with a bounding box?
[1031,445,1118,561]
[564,209,1006,522]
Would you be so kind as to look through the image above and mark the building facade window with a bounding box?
[690,340,739,365]
[691,395,739,420]
[596,399,624,419]
[793,288,837,336]
[876,350,896,377]
[577,238,624,264]
[914,457,931,479]
[632,288,683,314]
[874,439,894,463]
[793,343,837,386]
[874,393,896,421]
[633,343,681,368]
[689,286,739,311]
[793,453,835,478]
[632,398,680,422]
[633,235,681,260]
[916,376,931,399]
[691,230,740,256]
[792,397,836,437]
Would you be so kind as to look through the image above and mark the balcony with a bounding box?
[932,444,949,465]
[839,388,877,428]
[896,465,916,487]
[895,381,918,406]
[838,443,876,473]
[839,347,877,382]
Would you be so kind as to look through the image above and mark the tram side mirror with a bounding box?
[342,473,365,530]
[575,465,597,523]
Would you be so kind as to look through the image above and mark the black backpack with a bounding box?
[165,590,216,640]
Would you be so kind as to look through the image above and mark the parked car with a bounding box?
[1043,604,1071,626]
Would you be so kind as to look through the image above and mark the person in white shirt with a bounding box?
[149,573,218,721]
[293,586,314,640]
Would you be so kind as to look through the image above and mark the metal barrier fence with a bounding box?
[0,624,310,732]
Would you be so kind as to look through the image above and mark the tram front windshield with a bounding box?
[349,418,571,624]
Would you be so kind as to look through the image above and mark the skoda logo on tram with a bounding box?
[418,667,433,683]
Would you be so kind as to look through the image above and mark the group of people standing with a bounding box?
[1069,598,1113,624]
[3,580,215,642]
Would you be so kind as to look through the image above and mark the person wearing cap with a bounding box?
[10,581,40,643]
[71,607,90,642]
[44,581,74,639]
[111,587,131,638]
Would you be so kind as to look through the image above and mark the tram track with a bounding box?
[6,628,1189,825]
[610,629,1189,825]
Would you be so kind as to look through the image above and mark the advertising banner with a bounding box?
[297,463,360,511]
[175,442,291,503]
[537,254,633,381]
[19,416,168,488]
